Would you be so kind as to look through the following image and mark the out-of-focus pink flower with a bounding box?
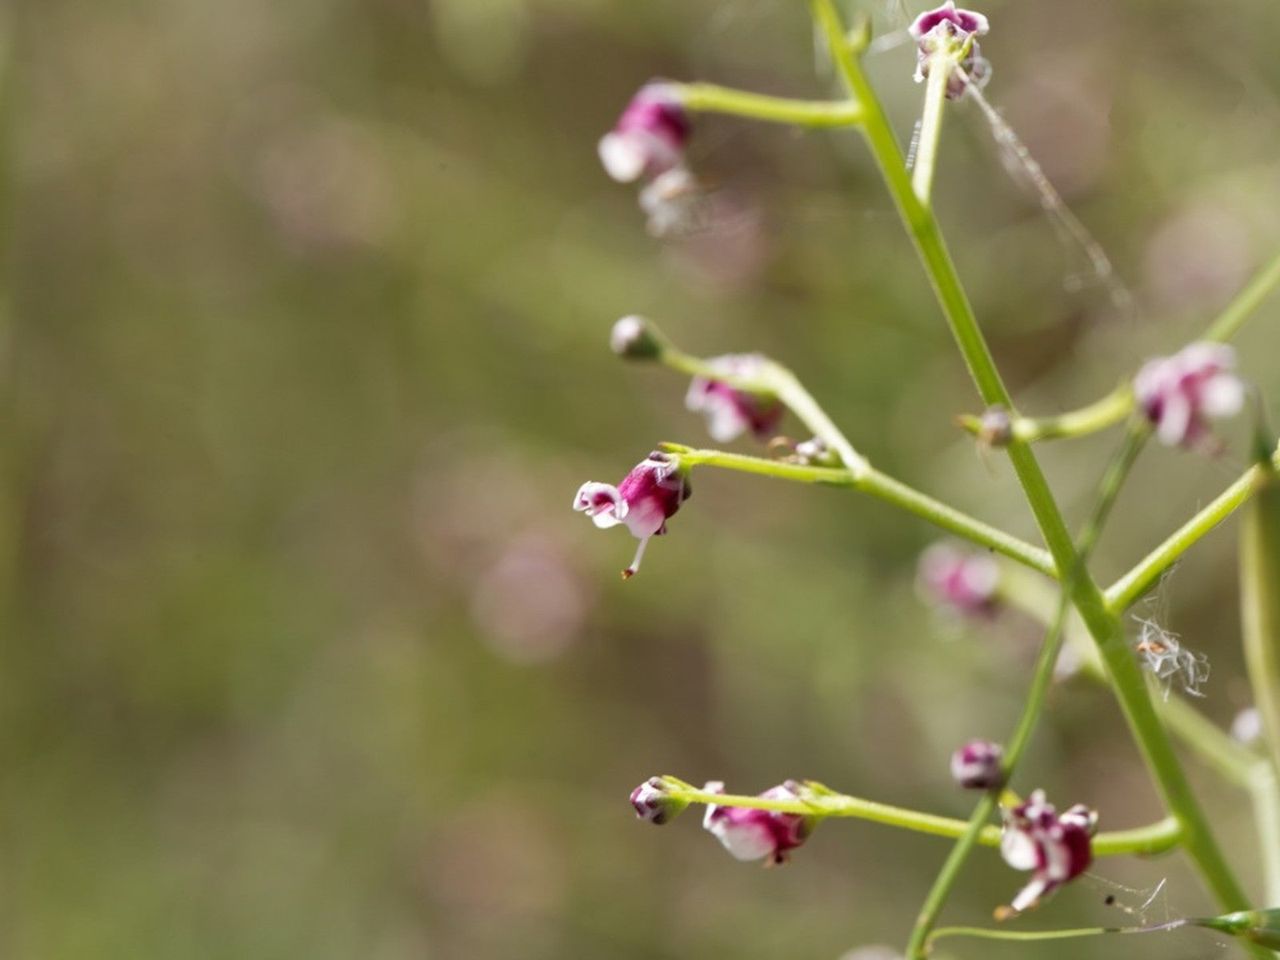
[909,2,991,100]
[702,780,815,865]
[917,542,1000,616]
[573,451,691,578]
[598,83,690,184]
[685,354,784,443]
[950,739,1004,790]
[629,777,690,825]
[1000,790,1096,914]
[1133,342,1245,451]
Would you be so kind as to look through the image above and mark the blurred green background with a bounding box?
[7,0,1280,956]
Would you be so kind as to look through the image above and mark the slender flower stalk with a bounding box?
[648,780,1178,856]
[674,82,864,128]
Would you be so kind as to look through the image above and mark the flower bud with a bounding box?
[950,739,1004,790]
[977,405,1012,447]
[917,542,1000,617]
[598,83,690,184]
[686,354,784,443]
[629,776,690,825]
[610,315,664,360]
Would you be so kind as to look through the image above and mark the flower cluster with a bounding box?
[701,780,817,865]
[909,2,991,100]
[999,791,1097,914]
[917,542,1001,617]
[686,354,784,443]
[1133,342,1245,451]
[573,450,691,579]
[599,83,698,236]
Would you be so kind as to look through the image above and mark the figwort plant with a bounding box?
[576,3,1280,956]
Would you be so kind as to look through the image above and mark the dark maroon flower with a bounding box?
[702,780,816,864]
[573,451,691,578]
[1000,790,1096,913]
[950,739,1004,790]
[685,354,784,443]
[598,83,690,184]
[909,2,991,100]
[1133,342,1245,451]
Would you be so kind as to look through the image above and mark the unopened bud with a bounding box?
[629,776,690,825]
[950,739,1004,790]
[977,405,1012,446]
[610,315,664,360]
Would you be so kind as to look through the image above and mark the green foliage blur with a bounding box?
[7,0,1280,957]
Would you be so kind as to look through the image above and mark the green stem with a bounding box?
[911,51,951,203]
[1205,249,1280,343]
[674,82,863,128]
[663,785,1179,856]
[927,925,1117,949]
[958,386,1133,444]
[667,445,1056,577]
[1105,448,1280,614]
[808,0,1252,936]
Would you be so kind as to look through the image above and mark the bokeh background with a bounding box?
[8,0,1280,956]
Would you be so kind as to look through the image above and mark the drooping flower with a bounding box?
[685,354,784,443]
[573,450,691,578]
[917,542,1000,617]
[950,739,1004,790]
[999,790,1096,914]
[1133,342,1245,451]
[629,776,690,825]
[909,2,991,100]
[598,82,690,184]
[702,780,816,865]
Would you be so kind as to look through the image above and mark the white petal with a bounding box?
[1010,876,1051,914]
[705,818,776,862]
[598,133,645,183]
[1156,394,1193,446]
[1200,373,1245,418]
[1000,828,1039,871]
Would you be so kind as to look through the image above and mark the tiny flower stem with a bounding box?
[957,247,1280,446]
[673,82,864,128]
[911,50,952,204]
[1204,248,1280,344]
[958,385,1134,444]
[808,0,1253,927]
[926,925,1118,949]
[1104,445,1280,614]
[661,346,870,475]
[661,785,1179,856]
[667,445,1056,577]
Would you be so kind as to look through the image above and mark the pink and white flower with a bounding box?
[598,83,691,184]
[1133,342,1245,451]
[702,780,816,865]
[917,542,1000,616]
[950,739,1004,790]
[685,354,784,443]
[909,2,991,100]
[573,450,691,578]
[1000,790,1096,914]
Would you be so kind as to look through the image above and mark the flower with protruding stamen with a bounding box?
[598,83,690,184]
[1133,342,1245,451]
[629,776,690,825]
[950,739,1004,790]
[909,2,991,100]
[702,780,816,865]
[999,790,1096,914]
[685,354,784,443]
[917,542,1000,617]
[573,451,691,579]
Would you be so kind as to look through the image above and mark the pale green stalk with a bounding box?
[660,784,1179,856]
[675,82,863,128]
[666,445,1055,577]
[911,50,952,203]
